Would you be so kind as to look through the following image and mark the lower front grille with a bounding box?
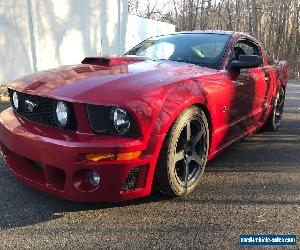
[121,167,140,192]
[8,89,77,131]
[1,144,66,191]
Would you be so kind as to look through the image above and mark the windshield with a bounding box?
[125,33,230,69]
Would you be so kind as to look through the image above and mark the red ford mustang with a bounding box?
[0,31,288,202]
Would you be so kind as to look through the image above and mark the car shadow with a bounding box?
[190,110,300,207]
[0,160,174,230]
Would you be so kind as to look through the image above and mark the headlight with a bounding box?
[55,101,69,127]
[113,108,131,135]
[12,91,19,109]
[86,105,138,136]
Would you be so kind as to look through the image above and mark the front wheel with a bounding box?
[154,106,210,196]
[262,87,285,132]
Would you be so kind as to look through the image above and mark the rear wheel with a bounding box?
[262,87,285,132]
[154,106,210,196]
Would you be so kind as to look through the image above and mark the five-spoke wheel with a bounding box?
[154,106,209,196]
[263,87,285,132]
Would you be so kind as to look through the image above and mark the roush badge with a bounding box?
[25,99,38,112]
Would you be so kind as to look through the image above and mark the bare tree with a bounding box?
[128,0,300,78]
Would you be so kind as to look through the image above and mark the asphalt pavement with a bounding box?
[0,83,299,249]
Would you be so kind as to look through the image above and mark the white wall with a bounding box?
[125,15,175,52]
[0,0,175,83]
[0,1,35,83]
[30,0,129,71]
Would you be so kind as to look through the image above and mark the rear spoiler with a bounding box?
[81,56,147,67]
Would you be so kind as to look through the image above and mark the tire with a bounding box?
[154,106,210,196]
[262,87,285,132]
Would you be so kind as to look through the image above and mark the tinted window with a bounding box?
[126,33,231,69]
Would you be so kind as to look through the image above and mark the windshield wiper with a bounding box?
[169,59,206,67]
[150,58,208,67]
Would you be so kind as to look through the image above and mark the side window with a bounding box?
[231,39,263,67]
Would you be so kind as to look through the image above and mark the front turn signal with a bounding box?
[116,151,142,161]
[86,151,142,162]
[86,153,116,162]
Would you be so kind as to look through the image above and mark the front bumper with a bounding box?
[0,108,155,202]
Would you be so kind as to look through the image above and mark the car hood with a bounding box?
[8,58,218,105]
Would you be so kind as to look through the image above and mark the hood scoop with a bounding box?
[81,56,147,67]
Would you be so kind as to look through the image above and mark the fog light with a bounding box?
[88,170,101,187]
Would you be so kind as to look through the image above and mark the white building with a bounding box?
[0,0,175,83]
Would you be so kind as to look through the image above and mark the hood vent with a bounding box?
[81,56,147,67]
[73,67,93,74]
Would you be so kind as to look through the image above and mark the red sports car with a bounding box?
[0,31,288,202]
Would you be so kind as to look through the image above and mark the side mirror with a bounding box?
[230,55,260,70]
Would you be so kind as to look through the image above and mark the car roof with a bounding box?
[151,30,258,42]
[176,30,234,35]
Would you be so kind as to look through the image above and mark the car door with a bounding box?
[257,57,278,125]
[238,40,270,126]
[224,38,266,141]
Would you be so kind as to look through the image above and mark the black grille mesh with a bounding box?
[121,167,140,192]
[86,104,113,133]
[8,89,77,130]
